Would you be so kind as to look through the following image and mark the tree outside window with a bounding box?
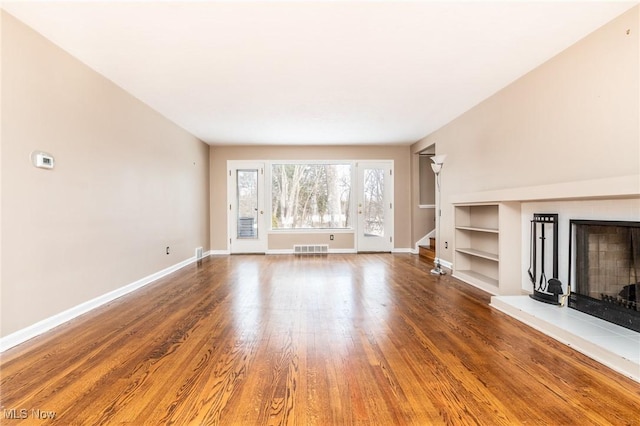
[271,164,351,229]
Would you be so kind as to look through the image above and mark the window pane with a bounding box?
[363,168,385,237]
[237,169,258,238]
[271,164,351,229]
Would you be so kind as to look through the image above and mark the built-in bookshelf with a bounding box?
[453,202,521,295]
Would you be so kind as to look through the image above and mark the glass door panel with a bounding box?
[357,162,393,252]
[236,170,258,239]
[228,162,266,253]
[363,168,385,238]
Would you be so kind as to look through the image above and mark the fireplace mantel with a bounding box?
[450,174,639,205]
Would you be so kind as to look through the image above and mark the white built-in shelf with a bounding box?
[453,202,521,296]
[455,225,499,233]
[454,270,499,293]
[456,248,499,262]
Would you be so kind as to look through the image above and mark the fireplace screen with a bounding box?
[569,220,640,332]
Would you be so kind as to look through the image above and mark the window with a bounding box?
[271,163,352,229]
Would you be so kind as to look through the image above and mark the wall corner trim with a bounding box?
[0,255,204,353]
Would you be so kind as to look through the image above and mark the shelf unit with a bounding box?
[453,202,521,295]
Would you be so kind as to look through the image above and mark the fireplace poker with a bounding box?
[538,223,547,291]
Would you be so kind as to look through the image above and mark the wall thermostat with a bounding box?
[31,151,55,169]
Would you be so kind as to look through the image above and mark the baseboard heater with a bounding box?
[293,244,329,255]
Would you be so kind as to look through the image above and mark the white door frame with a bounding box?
[356,161,394,252]
[227,161,267,254]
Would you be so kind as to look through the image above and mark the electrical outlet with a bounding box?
[166,246,170,255]
[445,241,448,249]
[330,234,334,241]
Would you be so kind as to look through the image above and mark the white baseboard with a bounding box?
[0,255,202,353]
[266,249,293,255]
[436,258,453,270]
[392,248,414,254]
[218,249,417,255]
[209,249,230,255]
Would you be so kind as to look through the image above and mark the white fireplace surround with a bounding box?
[513,199,640,382]
[450,174,640,382]
[520,199,640,295]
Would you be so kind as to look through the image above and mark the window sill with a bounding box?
[269,228,354,234]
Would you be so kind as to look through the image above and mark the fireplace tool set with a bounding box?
[528,213,564,305]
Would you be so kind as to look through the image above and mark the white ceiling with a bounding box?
[2,1,637,146]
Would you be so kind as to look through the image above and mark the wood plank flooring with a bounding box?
[1,254,639,425]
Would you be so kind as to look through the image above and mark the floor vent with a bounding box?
[293,244,329,255]
[195,247,204,260]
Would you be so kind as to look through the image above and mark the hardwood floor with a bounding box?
[1,254,639,425]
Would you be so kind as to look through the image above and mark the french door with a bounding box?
[228,161,267,253]
[356,161,394,252]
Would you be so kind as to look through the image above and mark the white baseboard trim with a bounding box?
[392,248,414,254]
[436,258,453,270]
[209,249,230,255]
[213,249,424,256]
[0,255,201,353]
[266,249,293,255]
[331,249,357,254]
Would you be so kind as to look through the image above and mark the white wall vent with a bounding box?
[293,244,329,255]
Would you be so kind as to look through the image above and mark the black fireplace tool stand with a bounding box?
[529,213,562,305]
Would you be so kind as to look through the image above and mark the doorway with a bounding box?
[228,161,267,253]
[356,161,394,252]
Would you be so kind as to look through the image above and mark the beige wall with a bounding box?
[0,11,4,330]
[268,232,353,250]
[418,155,435,206]
[411,6,640,264]
[209,145,411,251]
[412,154,436,245]
[1,12,210,337]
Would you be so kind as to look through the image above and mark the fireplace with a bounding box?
[568,220,640,332]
